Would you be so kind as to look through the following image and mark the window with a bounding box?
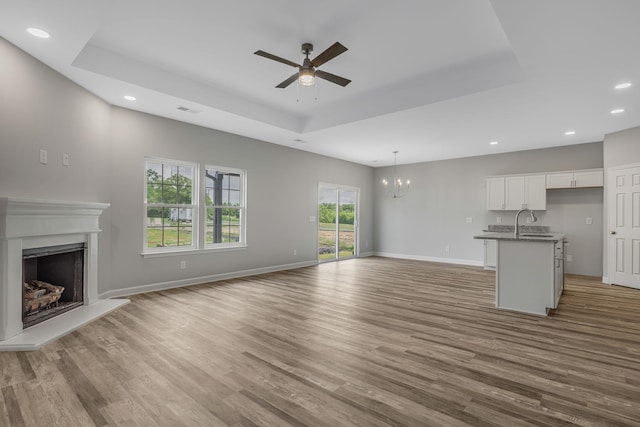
[145,159,197,251]
[143,158,246,255]
[205,166,245,247]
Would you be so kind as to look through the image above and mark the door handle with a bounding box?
[610,231,617,235]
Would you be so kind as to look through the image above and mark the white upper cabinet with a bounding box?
[545,172,573,189]
[487,174,546,211]
[546,169,603,189]
[487,177,506,210]
[505,175,546,210]
[525,175,547,210]
[505,176,525,210]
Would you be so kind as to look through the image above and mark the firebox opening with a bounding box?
[22,243,85,329]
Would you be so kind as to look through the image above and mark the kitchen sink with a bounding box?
[520,234,553,237]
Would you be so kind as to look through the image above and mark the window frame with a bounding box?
[143,157,199,254]
[204,165,247,249]
[142,157,247,257]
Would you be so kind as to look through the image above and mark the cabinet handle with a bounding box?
[610,231,617,235]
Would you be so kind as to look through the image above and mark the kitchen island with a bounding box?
[474,231,565,315]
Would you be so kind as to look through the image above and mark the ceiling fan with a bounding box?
[254,42,351,88]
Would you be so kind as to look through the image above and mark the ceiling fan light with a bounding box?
[299,69,316,86]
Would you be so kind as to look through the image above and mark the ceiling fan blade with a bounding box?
[254,50,300,68]
[310,42,348,68]
[276,73,299,88]
[315,70,351,87]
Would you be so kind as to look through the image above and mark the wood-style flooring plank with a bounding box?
[2,257,640,425]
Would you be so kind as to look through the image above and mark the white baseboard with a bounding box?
[373,252,483,267]
[99,260,318,299]
[358,251,376,258]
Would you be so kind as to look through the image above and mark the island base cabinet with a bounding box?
[496,240,556,315]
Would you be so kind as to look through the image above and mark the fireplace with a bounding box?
[23,243,85,328]
[0,197,129,351]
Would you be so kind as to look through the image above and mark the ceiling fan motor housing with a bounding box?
[301,43,313,55]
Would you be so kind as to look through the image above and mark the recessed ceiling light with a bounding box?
[564,130,576,136]
[615,82,632,90]
[27,27,50,38]
[123,95,136,101]
[489,141,499,145]
[611,108,625,114]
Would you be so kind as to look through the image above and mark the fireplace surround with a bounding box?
[0,197,128,351]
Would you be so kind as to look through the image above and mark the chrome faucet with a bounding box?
[514,208,537,238]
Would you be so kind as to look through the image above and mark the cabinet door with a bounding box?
[505,176,525,210]
[574,170,603,188]
[486,177,505,210]
[546,172,573,189]
[484,239,497,269]
[554,241,564,308]
[525,175,546,210]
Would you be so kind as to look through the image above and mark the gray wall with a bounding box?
[374,143,604,276]
[0,37,373,296]
[0,37,113,289]
[603,126,640,169]
[108,107,373,293]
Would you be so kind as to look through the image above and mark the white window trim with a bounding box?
[141,158,248,257]
[142,157,199,255]
[204,165,247,249]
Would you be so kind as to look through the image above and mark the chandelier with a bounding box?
[382,151,410,198]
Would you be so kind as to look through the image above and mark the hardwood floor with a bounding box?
[2,257,640,426]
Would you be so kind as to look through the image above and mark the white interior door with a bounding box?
[608,165,640,288]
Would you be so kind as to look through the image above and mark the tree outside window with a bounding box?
[145,160,196,249]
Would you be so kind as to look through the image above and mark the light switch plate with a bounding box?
[39,149,47,164]
[62,153,69,166]
[465,217,473,223]
[586,217,593,225]
[496,216,502,224]
[309,216,316,222]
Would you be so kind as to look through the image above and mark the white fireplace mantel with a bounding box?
[0,197,128,351]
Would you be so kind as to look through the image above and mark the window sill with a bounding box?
[141,244,248,258]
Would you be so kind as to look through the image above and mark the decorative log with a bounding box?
[23,280,65,315]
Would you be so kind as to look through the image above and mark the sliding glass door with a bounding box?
[318,184,358,261]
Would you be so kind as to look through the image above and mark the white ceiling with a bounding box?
[2,0,640,166]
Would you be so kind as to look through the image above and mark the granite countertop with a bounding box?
[474,231,565,242]
[475,224,564,242]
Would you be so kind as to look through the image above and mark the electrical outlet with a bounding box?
[445,245,450,253]
[62,153,69,166]
[293,249,297,256]
[309,216,316,222]
[526,217,532,223]
[466,217,473,223]
[39,149,47,164]
[586,217,593,225]
[180,260,186,269]
[496,216,502,224]
[566,255,573,262]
